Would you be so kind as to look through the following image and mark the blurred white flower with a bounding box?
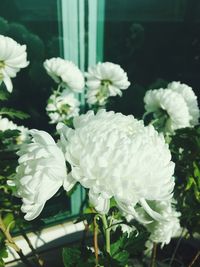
[0,35,29,93]
[0,116,29,144]
[111,217,136,237]
[57,110,175,223]
[144,88,191,133]
[43,57,84,92]
[141,200,181,249]
[46,90,80,124]
[167,81,199,126]
[9,130,73,220]
[86,62,130,106]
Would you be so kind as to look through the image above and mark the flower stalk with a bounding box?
[188,250,200,267]
[0,214,34,267]
[101,214,111,255]
[94,215,99,265]
[150,242,157,267]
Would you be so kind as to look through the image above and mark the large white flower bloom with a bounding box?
[57,110,175,222]
[46,90,80,124]
[9,130,73,220]
[167,81,199,126]
[0,35,29,93]
[139,200,181,249]
[0,116,28,144]
[86,62,130,105]
[43,57,84,92]
[144,88,191,133]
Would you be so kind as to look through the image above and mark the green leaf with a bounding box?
[186,176,195,191]
[110,234,130,266]
[0,259,5,267]
[113,250,129,265]
[0,108,29,119]
[3,213,15,231]
[62,247,81,267]
[0,90,8,101]
[0,247,8,259]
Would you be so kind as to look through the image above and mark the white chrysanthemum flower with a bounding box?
[0,116,29,144]
[0,35,29,93]
[57,110,175,223]
[46,90,80,124]
[8,130,74,220]
[141,200,181,249]
[86,62,130,105]
[43,57,84,92]
[167,81,199,126]
[144,88,191,133]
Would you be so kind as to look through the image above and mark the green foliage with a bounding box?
[170,126,200,234]
[0,238,8,266]
[0,108,29,120]
[3,213,15,231]
[0,129,21,150]
[0,90,8,101]
[63,247,81,267]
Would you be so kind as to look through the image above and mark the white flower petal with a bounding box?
[46,90,80,124]
[86,62,130,105]
[144,88,191,133]
[59,110,175,222]
[167,81,199,126]
[9,130,71,220]
[89,189,110,214]
[43,57,85,92]
[0,35,29,93]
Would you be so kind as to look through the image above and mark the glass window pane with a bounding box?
[0,0,62,131]
[104,0,200,117]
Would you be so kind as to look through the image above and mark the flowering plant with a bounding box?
[0,34,200,267]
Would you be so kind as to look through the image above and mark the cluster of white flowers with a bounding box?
[0,116,29,144]
[57,110,175,223]
[2,34,189,251]
[43,57,85,92]
[86,62,130,106]
[144,81,199,133]
[8,130,74,220]
[0,35,29,93]
[46,90,80,124]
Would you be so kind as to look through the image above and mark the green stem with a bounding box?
[188,250,200,267]
[101,214,111,254]
[150,242,157,267]
[0,214,35,267]
[93,215,99,265]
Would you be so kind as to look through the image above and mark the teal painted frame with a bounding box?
[57,0,105,219]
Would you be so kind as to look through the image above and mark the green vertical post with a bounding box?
[97,0,105,62]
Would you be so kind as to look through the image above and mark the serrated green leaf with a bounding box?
[0,108,29,120]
